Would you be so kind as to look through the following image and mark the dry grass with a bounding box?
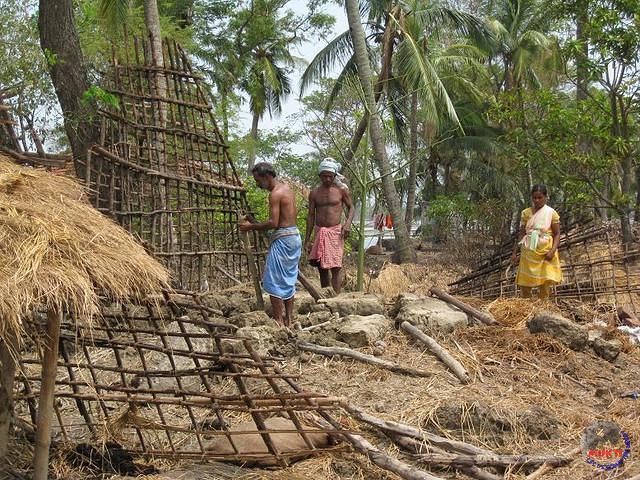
[0,155,169,344]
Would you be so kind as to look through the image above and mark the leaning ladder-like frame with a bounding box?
[77,39,262,291]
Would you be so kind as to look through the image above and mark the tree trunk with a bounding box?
[38,0,98,177]
[635,167,640,221]
[404,92,418,234]
[144,0,168,165]
[247,111,259,173]
[575,0,589,104]
[345,0,415,263]
[343,17,394,165]
[32,307,62,480]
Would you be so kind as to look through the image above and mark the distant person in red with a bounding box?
[304,158,355,293]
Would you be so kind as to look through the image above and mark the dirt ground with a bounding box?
[3,244,639,480]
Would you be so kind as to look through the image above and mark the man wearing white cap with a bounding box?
[304,158,355,293]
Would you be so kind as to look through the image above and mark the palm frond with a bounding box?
[299,30,353,97]
[324,55,359,115]
[97,0,130,34]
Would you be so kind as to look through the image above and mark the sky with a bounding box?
[236,1,349,140]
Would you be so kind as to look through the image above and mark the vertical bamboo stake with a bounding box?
[242,229,264,309]
[0,327,18,459]
[32,307,62,480]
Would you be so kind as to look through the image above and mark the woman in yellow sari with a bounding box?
[511,185,562,298]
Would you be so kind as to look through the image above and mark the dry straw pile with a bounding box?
[0,155,169,342]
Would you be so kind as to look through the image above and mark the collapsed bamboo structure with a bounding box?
[78,38,261,292]
[0,154,169,477]
[450,223,640,312]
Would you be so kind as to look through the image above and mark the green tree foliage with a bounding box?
[0,0,59,151]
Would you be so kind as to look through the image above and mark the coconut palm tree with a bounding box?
[243,43,294,172]
[303,0,491,252]
[345,0,417,262]
[482,0,557,92]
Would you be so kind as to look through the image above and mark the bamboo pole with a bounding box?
[391,435,502,480]
[399,321,470,384]
[297,342,431,377]
[429,288,498,326]
[33,307,62,480]
[242,230,264,309]
[342,402,495,456]
[0,328,18,459]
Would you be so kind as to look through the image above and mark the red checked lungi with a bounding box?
[309,224,344,269]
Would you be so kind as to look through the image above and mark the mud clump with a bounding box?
[429,402,560,446]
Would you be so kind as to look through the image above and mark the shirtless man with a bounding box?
[304,158,355,293]
[239,162,301,327]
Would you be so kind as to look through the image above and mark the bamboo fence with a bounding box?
[78,38,261,291]
[450,222,640,312]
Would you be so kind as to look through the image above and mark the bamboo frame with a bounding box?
[13,292,346,464]
[449,223,640,311]
[76,38,262,291]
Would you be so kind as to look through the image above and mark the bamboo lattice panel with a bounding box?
[78,39,261,291]
[14,292,345,465]
[450,223,640,311]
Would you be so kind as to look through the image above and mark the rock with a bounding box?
[617,305,640,327]
[581,421,622,452]
[309,303,328,313]
[516,406,560,440]
[221,325,290,357]
[335,314,389,348]
[592,337,622,362]
[299,311,332,328]
[320,293,384,317]
[374,340,387,349]
[296,294,318,315]
[202,293,251,317]
[374,401,388,413]
[430,402,559,446]
[527,311,588,351]
[372,346,385,356]
[366,244,384,255]
[227,311,274,328]
[393,294,468,334]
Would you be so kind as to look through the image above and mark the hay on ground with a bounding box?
[0,155,169,343]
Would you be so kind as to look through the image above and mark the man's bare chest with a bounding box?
[314,190,342,208]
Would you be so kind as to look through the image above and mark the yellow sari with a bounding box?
[516,206,563,288]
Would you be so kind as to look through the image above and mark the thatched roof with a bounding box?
[0,154,169,339]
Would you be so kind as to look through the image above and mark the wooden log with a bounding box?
[32,307,62,480]
[313,415,445,480]
[391,435,502,480]
[0,329,18,459]
[429,287,498,326]
[399,321,470,384]
[412,451,572,468]
[297,271,324,301]
[342,402,495,456]
[297,342,431,378]
[524,447,581,480]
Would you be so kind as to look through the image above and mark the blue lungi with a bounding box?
[262,226,302,300]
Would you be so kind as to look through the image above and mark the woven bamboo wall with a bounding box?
[77,39,261,291]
